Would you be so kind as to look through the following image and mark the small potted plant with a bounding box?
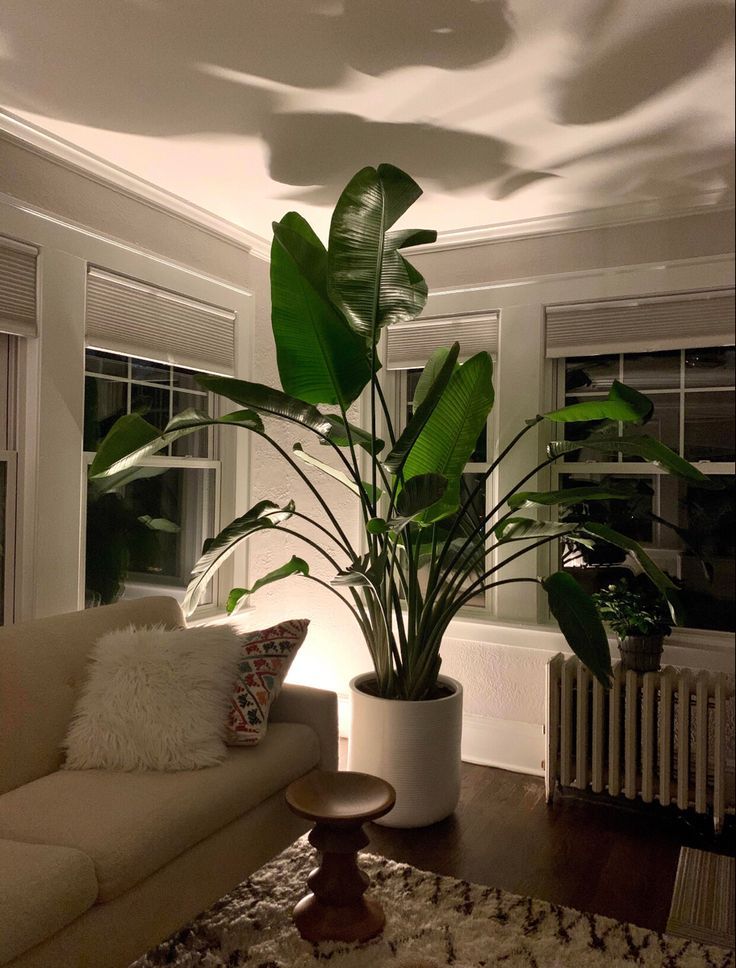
[593,575,673,672]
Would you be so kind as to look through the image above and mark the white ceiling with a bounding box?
[0,0,733,244]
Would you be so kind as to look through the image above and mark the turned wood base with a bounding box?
[285,770,396,944]
[293,891,386,944]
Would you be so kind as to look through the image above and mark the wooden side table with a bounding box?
[285,770,396,943]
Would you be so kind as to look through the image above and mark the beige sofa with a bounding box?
[0,597,338,968]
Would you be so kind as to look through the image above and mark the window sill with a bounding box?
[443,610,734,672]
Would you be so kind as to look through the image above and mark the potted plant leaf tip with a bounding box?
[89,163,717,827]
[593,576,673,673]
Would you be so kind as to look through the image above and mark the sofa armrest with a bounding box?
[269,684,338,770]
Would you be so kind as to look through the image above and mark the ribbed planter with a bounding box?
[347,673,463,829]
[619,634,664,673]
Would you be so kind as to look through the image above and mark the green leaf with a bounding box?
[544,380,653,424]
[580,522,683,623]
[319,414,385,454]
[383,343,460,475]
[137,515,180,533]
[542,571,613,688]
[196,376,336,437]
[411,346,458,409]
[90,409,264,483]
[182,500,294,617]
[402,352,495,523]
[494,518,576,543]
[395,473,449,518]
[327,165,428,344]
[292,443,380,504]
[332,552,386,589]
[226,556,310,614]
[366,518,390,535]
[508,485,635,511]
[89,413,161,480]
[547,432,719,488]
[271,214,372,407]
[385,228,437,250]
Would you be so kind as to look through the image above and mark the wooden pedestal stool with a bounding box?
[285,770,396,943]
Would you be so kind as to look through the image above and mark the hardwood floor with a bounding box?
[340,743,735,934]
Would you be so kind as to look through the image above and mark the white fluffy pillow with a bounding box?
[62,624,241,772]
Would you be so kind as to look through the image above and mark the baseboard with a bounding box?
[461,712,545,777]
[337,696,545,778]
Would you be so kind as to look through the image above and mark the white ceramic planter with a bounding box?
[347,673,463,828]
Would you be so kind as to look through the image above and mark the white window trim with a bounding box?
[383,252,735,659]
[0,193,254,622]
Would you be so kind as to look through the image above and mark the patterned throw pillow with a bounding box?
[226,619,309,746]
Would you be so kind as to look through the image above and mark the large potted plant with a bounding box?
[90,164,715,827]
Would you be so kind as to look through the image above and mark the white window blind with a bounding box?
[385,310,499,370]
[0,236,38,339]
[545,288,735,358]
[85,268,237,374]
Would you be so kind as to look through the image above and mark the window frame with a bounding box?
[0,333,18,624]
[551,347,735,634]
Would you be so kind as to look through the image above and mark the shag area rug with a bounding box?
[133,837,735,968]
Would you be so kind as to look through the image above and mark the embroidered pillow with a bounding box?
[227,619,309,746]
[62,624,242,771]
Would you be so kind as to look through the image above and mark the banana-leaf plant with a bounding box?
[89,164,718,700]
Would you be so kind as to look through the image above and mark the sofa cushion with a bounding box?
[0,596,184,795]
[0,722,318,903]
[0,838,98,965]
[227,619,309,746]
[63,624,242,771]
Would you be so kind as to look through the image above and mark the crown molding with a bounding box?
[2,108,733,262]
[0,109,272,260]
[421,192,735,254]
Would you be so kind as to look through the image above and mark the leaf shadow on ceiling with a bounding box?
[497,120,735,200]
[552,1,735,124]
[0,0,513,136]
[263,112,554,199]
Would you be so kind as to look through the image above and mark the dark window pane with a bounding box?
[85,349,128,378]
[131,384,170,432]
[684,392,735,461]
[677,477,735,631]
[131,357,170,384]
[685,346,735,388]
[623,350,680,390]
[84,377,127,450]
[85,466,216,607]
[628,392,680,455]
[172,366,205,390]
[565,355,618,393]
[172,392,209,457]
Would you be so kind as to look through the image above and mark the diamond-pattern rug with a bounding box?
[133,836,735,967]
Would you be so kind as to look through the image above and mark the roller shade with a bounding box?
[385,310,499,370]
[546,288,735,359]
[86,268,237,374]
[0,236,38,338]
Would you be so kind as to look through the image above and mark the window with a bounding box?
[556,347,735,631]
[83,349,219,608]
